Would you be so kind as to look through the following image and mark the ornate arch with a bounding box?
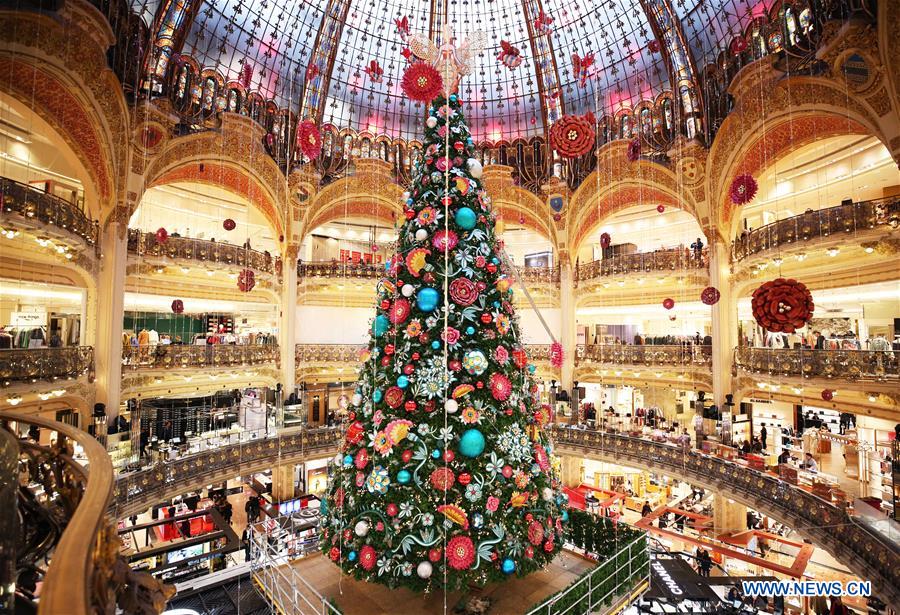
[482,165,558,250]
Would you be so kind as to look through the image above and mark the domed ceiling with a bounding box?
[136,0,764,143]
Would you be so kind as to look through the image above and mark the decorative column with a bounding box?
[93,212,128,422]
[709,238,737,444]
[559,256,576,393]
[713,493,746,535]
[279,244,299,395]
[271,462,297,502]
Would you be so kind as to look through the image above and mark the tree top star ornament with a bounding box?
[409,24,488,95]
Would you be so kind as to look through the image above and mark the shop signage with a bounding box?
[652,560,684,596]
[11,311,46,326]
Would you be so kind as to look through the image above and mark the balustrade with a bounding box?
[127,229,278,274]
[122,343,278,369]
[576,344,711,367]
[295,343,552,365]
[735,347,898,381]
[0,176,99,251]
[575,248,707,283]
[731,197,900,262]
[550,427,900,606]
[0,346,94,385]
[298,260,382,280]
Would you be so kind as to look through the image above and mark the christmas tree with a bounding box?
[318,91,567,592]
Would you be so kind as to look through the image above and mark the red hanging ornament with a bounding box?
[700,286,721,305]
[401,62,444,103]
[662,298,675,310]
[155,227,169,244]
[170,299,184,314]
[533,10,553,35]
[223,218,236,231]
[237,268,256,292]
[751,278,814,333]
[571,51,595,88]
[240,62,253,88]
[550,115,595,158]
[297,120,322,160]
[394,16,410,43]
[648,39,661,53]
[730,173,758,205]
[821,389,834,402]
[730,37,748,56]
[549,341,564,369]
[497,40,524,69]
[627,137,641,162]
[305,63,320,82]
[364,60,384,84]
[656,204,665,213]
[600,232,611,248]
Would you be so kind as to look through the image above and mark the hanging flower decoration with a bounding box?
[549,341,564,369]
[388,298,411,324]
[600,232,611,248]
[240,62,254,88]
[171,299,184,314]
[497,40,523,69]
[223,218,236,231]
[751,278,815,333]
[394,16,410,43]
[662,298,675,310]
[533,10,553,35]
[401,62,444,103]
[730,173,758,205]
[730,37,748,56]
[297,120,322,160]
[446,535,476,569]
[627,137,641,162]
[648,39,661,53]
[701,286,721,305]
[571,51,595,88]
[432,229,458,252]
[237,268,256,292]
[550,114,595,158]
[155,227,169,244]
[305,63,320,82]
[821,389,834,402]
[364,60,384,84]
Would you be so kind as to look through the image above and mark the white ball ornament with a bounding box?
[542,487,554,502]
[351,393,362,406]
[417,561,433,579]
[401,284,415,297]
[445,399,459,414]
[415,228,428,242]
[333,454,343,465]
[354,520,370,537]
[402,191,410,201]
[426,116,438,129]
[467,158,483,179]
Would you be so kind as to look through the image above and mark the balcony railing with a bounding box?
[512,265,560,285]
[734,347,898,382]
[731,197,900,262]
[298,260,382,280]
[122,343,279,370]
[0,176,99,250]
[575,248,708,283]
[576,344,711,367]
[127,229,278,274]
[549,427,900,606]
[295,343,553,365]
[0,346,94,385]
[113,426,342,517]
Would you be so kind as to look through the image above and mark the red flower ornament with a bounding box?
[730,37,748,56]
[751,278,815,333]
[401,62,444,103]
[449,278,478,306]
[388,298,411,324]
[170,299,184,314]
[223,218,236,231]
[359,545,377,571]
[730,173,758,205]
[550,115,595,158]
[297,120,322,160]
[429,467,456,491]
[821,389,834,402]
[237,268,256,292]
[600,232,611,248]
[446,536,475,570]
[627,138,641,162]
[550,341,564,368]
[648,39,661,53]
[490,373,512,401]
[701,286,721,305]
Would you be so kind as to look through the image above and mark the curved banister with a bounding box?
[0,176,99,250]
[576,343,711,367]
[549,427,900,605]
[575,248,708,283]
[734,346,898,381]
[0,346,95,384]
[127,229,279,274]
[122,343,279,369]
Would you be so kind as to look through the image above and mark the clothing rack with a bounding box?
[0,325,47,349]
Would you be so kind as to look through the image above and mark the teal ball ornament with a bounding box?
[397,375,409,388]
[466,326,475,335]
[373,315,390,336]
[431,449,441,459]
[373,389,383,403]
[455,207,477,230]
[502,558,516,574]
[459,428,486,458]
[417,287,440,312]
[431,340,441,350]
[562,510,569,522]
[343,455,353,466]
[397,470,411,484]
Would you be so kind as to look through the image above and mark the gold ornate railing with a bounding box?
[576,344,711,367]
[550,427,900,606]
[127,229,278,274]
[0,176,99,250]
[298,260,382,280]
[295,343,552,365]
[734,347,898,382]
[731,197,900,262]
[122,344,279,369]
[112,426,342,518]
[575,248,708,283]
[511,265,560,285]
[0,347,94,385]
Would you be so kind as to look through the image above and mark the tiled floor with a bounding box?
[284,551,595,615]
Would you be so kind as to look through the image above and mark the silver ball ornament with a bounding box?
[426,116,438,129]
[415,229,428,242]
[467,158,483,179]
[354,520,369,537]
[417,561,433,579]
[401,284,415,297]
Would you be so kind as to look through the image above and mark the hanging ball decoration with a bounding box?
[701,286,721,306]
[155,227,169,244]
[416,287,440,312]
[351,393,363,406]
[729,173,759,205]
[600,232,611,249]
[455,207,477,230]
[663,297,675,310]
[171,299,184,314]
[372,314,390,336]
[415,228,429,242]
[502,559,516,574]
[417,561,433,579]
[821,389,834,401]
[354,520,370,537]
[223,218,236,231]
[466,158,484,179]
[237,268,256,292]
[458,428,486,458]
[426,116,438,129]
[730,36,749,56]
[397,469,412,484]
[657,205,665,213]
[751,278,814,333]
[462,350,489,375]
[397,375,409,389]
[401,284,415,297]
[445,399,459,414]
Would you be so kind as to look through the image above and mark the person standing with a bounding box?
[641,501,652,517]
[760,425,767,450]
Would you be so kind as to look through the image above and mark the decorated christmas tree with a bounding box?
[318,57,567,592]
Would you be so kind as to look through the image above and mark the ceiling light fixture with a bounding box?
[827,247,839,257]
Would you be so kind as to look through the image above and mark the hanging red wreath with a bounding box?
[550,115,595,158]
[600,232,611,248]
[648,39,661,53]
[821,389,834,402]
[662,298,675,310]
[730,37,748,56]
[730,173,758,205]
[297,120,322,160]
[171,299,184,314]
[155,227,169,244]
[401,62,444,103]
[223,218,236,231]
[627,138,641,162]
[237,268,256,292]
[549,341,564,369]
[751,278,815,333]
[700,286,721,305]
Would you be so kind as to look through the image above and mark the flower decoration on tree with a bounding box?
[223,218,236,231]
[170,299,184,314]
[402,62,444,103]
[627,138,641,162]
[549,341,564,369]
[237,268,255,292]
[600,232,611,248]
[701,286,721,306]
[751,278,815,333]
[449,278,478,306]
[729,173,758,205]
[297,120,322,160]
[550,114,595,158]
[446,536,476,570]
